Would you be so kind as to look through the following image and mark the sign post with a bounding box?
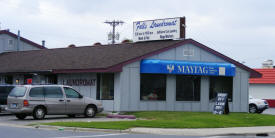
[213,93,229,115]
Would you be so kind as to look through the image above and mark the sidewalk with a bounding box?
[35,125,275,136]
[129,126,275,136]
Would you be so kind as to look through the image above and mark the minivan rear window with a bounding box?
[9,87,27,97]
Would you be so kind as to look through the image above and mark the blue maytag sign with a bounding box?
[140,59,235,76]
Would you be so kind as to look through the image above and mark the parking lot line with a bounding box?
[53,133,128,138]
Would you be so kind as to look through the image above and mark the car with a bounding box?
[249,96,269,113]
[7,85,103,120]
[0,85,15,113]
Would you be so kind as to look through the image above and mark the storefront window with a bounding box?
[209,76,233,102]
[24,75,32,84]
[96,73,114,100]
[46,75,58,84]
[140,74,166,101]
[176,75,200,101]
[4,75,13,84]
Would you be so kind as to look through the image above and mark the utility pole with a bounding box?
[104,20,124,44]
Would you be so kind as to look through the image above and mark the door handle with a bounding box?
[59,99,64,102]
[67,100,71,102]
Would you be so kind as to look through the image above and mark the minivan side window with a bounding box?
[29,87,44,98]
[44,87,63,98]
[64,87,80,98]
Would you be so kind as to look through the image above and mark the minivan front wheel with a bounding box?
[33,107,46,120]
[249,104,258,113]
[85,105,96,118]
[15,114,27,120]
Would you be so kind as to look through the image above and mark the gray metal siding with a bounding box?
[233,70,241,112]
[129,68,140,111]
[166,75,176,111]
[113,73,121,111]
[0,38,4,53]
[58,73,97,98]
[200,76,209,111]
[240,71,249,112]
[120,66,130,111]
[0,34,41,54]
[118,43,250,112]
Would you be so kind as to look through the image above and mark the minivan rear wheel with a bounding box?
[15,114,27,120]
[85,105,96,118]
[33,107,46,120]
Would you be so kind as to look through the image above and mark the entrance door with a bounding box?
[63,87,85,114]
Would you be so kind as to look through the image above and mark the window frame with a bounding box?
[4,75,13,84]
[176,75,201,102]
[183,47,194,56]
[96,73,114,100]
[140,73,167,101]
[8,39,13,45]
[209,76,233,102]
[5,39,14,51]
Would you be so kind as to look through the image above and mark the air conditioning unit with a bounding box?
[262,60,274,69]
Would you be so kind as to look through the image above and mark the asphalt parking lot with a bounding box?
[262,108,275,115]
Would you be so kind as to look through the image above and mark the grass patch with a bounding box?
[43,112,275,130]
[95,113,107,117]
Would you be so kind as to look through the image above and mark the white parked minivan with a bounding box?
[7,85,103,120]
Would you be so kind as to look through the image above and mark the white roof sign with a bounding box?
[133,17,185,42]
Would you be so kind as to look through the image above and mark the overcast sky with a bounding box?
[0,0,274,68]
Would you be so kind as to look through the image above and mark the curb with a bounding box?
[0,113,12,116]
[34,125,132,134]
[0,122,33,129]
[128,127,275,136]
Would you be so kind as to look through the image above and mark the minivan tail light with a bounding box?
[23,100,29,107]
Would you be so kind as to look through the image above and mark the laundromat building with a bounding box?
[0,38,261,112]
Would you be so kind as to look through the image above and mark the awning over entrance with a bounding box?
[140,59,235,76]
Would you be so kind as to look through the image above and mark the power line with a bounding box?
[104,20,124,44]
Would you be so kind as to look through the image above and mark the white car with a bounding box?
[249,96,269,113]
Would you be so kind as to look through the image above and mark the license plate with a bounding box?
[10,103,17,108]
